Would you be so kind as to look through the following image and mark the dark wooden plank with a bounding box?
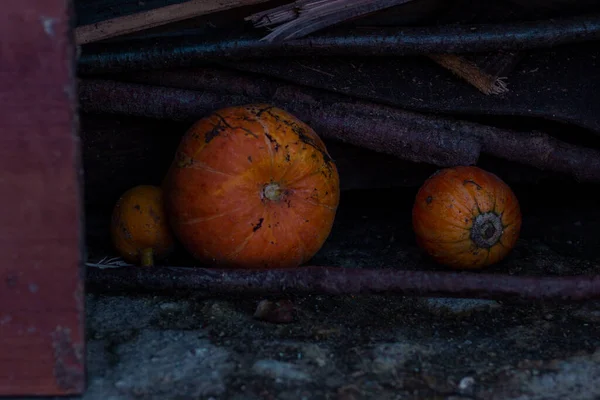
[0,0,85,396]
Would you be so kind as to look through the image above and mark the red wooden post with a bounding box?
[0,0,85,396]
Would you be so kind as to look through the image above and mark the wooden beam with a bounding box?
[0,0,85,395]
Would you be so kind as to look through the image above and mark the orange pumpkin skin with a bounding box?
[163,104,340,269]
[412,166,521,269]
[110,185,175,266]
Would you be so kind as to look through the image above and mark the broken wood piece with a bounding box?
[86,265,600,302]
[428,54,509,95]
[75,0,273,45]
[77,78,600,182]
[245,0,416,42]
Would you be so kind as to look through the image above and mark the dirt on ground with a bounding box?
[26,183,600,400]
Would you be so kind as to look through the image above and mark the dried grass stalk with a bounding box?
[245,0,416,41]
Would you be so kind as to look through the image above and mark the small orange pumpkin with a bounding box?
[163,104,340,269]
[110,185,175,266]
[412,166,521,269]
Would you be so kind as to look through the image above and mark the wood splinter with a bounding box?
[428,54,510,95]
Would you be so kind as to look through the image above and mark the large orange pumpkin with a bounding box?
[110,185,175,266]
[163,104,340,269]
[412,166,521,269]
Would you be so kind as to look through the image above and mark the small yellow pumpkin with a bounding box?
[110,185,175,266]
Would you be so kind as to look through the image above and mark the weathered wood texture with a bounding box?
[79,113,568,213]
[0,0,85,396]
[75,0,273,45]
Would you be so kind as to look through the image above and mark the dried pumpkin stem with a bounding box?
[263,183,283,202]
[470,212,503,249]
[140,248,155,267]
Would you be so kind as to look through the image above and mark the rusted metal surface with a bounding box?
[78,78,600,182]
[86,266,600,302]
[0,0,85,396]
[77,13,600,74]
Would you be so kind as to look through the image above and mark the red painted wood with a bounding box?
[0,0,85,396]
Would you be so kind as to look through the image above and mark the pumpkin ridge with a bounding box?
[188,124,215,161]
[257,117,308,180]
[295,196,337,211]
[499,224,520,248]
[277,149,303,182]
[483,248,491,265]
[294,223,307,264]
[227,230,255,259]
[227,208,268,260]
[284,200,324,232]
[178,125,211,162]
[424,179,477,218]
[442,175,478,214]
[284,169,323,187]
[460,178,487,215]
[281,202,323,264]
[464,171,498,213]
[267,108,332,161]
[420,212,471,230]
[418,238,470,245]
[179,206,245,225]
[418,238,473,259]
[187,112,259,164]
[260,123,277,179]
[213,111,259,139]
[276,142,316,184]
[413,207,472,231]
[261,107,336,185]
[501,220,513,229]
[185,160,237,177]
[492,187,499,214]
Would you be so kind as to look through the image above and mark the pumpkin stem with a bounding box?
[470,212,503,249]
[263,183,283,202]
[140,248,155,266]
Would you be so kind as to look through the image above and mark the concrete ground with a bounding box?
[38,183,600,399]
